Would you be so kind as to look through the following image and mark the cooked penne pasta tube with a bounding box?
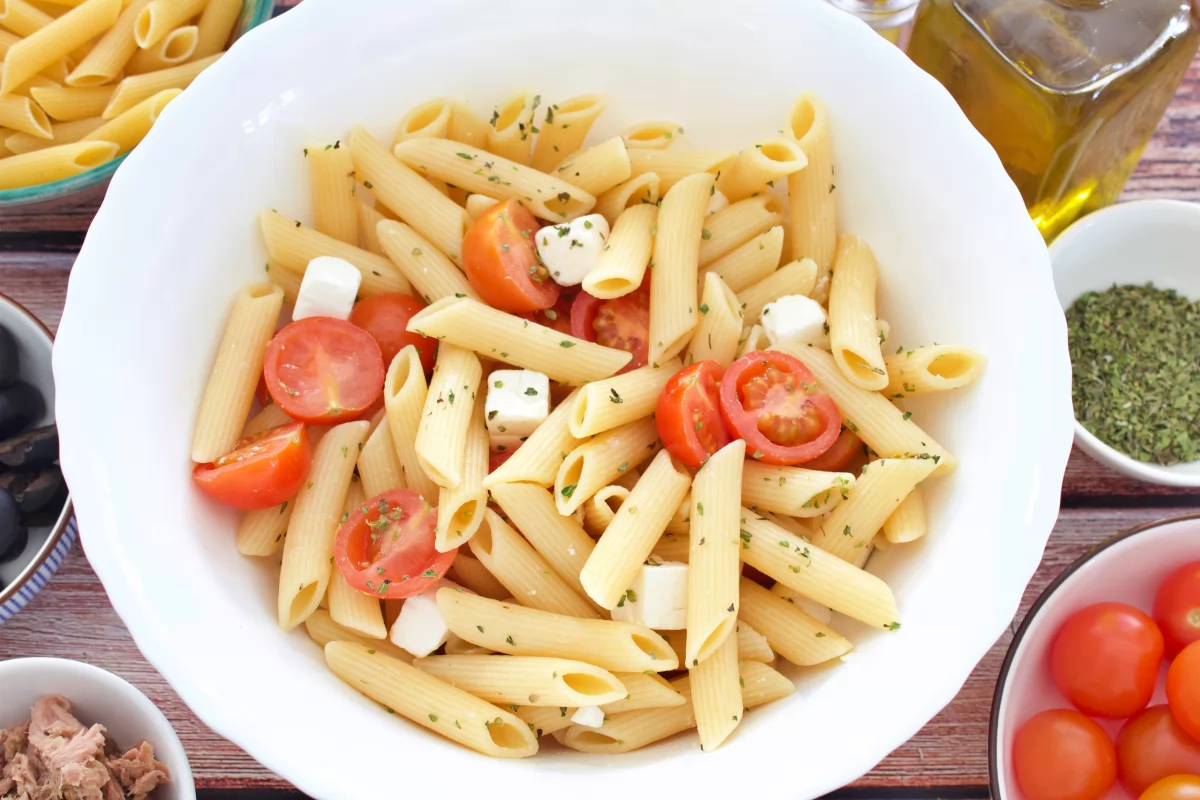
[773,344,956,474]
[443,554,506,601]
[392,137,595,221]
[715,137,807,202]
[125,23,197,73]
[392,96,450,145]
[436,398,487,550]
[357,417,404,498]
[382,346,438,502]
[740,461,854,518]
[810,457,937,560]
[739,509,900,629]
[786,94,837,302]
[3,115,101,153]
[736,621,775,663]
[883,485,927,544]
[648,172,714,363]
[278,421,369,630]
[437,590,677,672]
[81,87,178,153]
[356,200,388,254]
[101,53,219,118]
[582,203,656,299]
[191,283,283,462]
[1,0,119,94]
[690,630,740,751]
[684,272,742,368]
[737,258,818,323]
[757,509,813,539]
[468,509,599,619]
[581,449,692,610]
[883,344,986,397]
[482,388,580,488]
[375,219,477,304]
[29,84,111,120]
[770,583,834,625]
[554,416,659,515]
[487,90,537,164]
[258,210,412,297]
[699,195,784,266]
[413,655,627,707]
[663,494,691,536]
[620,120,683,150]
[551,135,631,197]
[327,482,388,639]
[594,172,660,226]
[307,141,358,245]
[0,94,52,138]
[325,641,538,758]
[347,125,471,266]
[736,324,769,359]
[192,0,238,58]
[651,532,689,564]
[133,0,202,48]
[583,485,630,536]
[829,234,888,390]
[64,0,148,86]
[515,705,576,738]
[685,440,744,668]
[516,672,683,738]
[242,402,291,437]
[0,0,54,37]
[443,632,493,656]
[235,498,292,557]
[627,148,735,192]
[406,296,632,385]
[464,192,499,220]
[568,358,679,438]
[738,577,851,666]
[304,610,411,662]
[530,93,605,172]
[445,99,490,148]
[697,225,784,293]
[415,343,481,489]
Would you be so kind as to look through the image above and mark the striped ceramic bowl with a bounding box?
[0,291,74,624]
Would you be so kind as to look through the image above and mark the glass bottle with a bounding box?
[825,0,920,45]
[907,0,1200,240]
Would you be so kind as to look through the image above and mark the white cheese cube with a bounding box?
[389,579,464,658]
[706,188,730,215]
[761,294,829,350]
[609,561,688,630]
[571,706,606,728]
[292,256,362,321]
[535,214,610,287]
[485,370,549,453]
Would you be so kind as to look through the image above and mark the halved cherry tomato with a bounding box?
[334,489,457,599]
[489,448,516,473]
[1051,602,1164,718]
[1116,706,1200,796]
[264,317,385,424]
[1140,775,1200,800]
[348,293,438,374]
[802,427,863,472]
[1155,561,1200,657]
[1012,708,1117,800]
[463,198,557,312]
[1168,641,1200,742]
[570,286,650,373]
[719,351,841,465]
[656,361,732,469]
[521,286,577,335]
[192,422,310,510]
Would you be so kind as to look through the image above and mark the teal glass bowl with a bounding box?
[0,0,275,211]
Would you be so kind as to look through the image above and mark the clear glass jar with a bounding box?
[824,0,920,45]
[907,0,1200,240]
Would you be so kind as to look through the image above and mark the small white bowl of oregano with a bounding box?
[1051,199,1200,486]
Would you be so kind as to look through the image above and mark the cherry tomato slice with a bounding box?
[802,427,864,472]
[463,199,557,313]
[489,448,517,473]
[1013,709,1117,800]
[192,422,311,511]
[1051,602,1164,719]
[570,286,650,373]
[1167,641,1200,742]
[349,293,438,375]
[521,286,577,335]
[264,317,385,424]
[1140,775,1200,800]
[719,351,841,465]
[1155,561,1200,657]
[334,489,457,600]
[655,361,732,469]
[1116,705,1200,796]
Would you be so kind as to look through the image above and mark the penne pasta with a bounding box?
[582,203,656,299]
[413,655,627,707]
[699,194,784,266]
[1,0,120,95]
[736,621,775,664]
[516,672,683,738]
[715,136,807,202]
[620,120,683,150]
[64,0,148,86]
[487,90,536,164]
[627,148,735,192]
[101,53,220,118]
[0,0,54,37]
[464,192,499,220]
[0,93,51,138]
[357,417,404,498]
[446,552,509,601]
[392,96,451,145]
[786,94,837,303]
[738,577,851,666]
[445,99,490,148]
[327,481,388,639]
[582,484,630,536]
[829,234,888,390]
[307,141,358,245]
[651,532,689,564]
[415,343,482,489]
[192,0,238,58]
[29,83,111,120]
[375,219,477,304]
[81,86,178,153]
[382,346,438,502]
[737,324,768,359]
[594,171,660,226]
[684,272,743,368]
[530,93,606,172]
[697,225,784,294]
[883,484,927,544]
[234,498,293,557]
[568,358,679,438]
[242,403,292,437]
[883,344,986,398]
[356,200,389,255]
[554,416,659,515]
[435,397,488,550]
[124,23,197,73]
[737,258,818,323]
[304,610,410,663]
[648,172,715,363]
[3,115,100,153]
[482,388,580,489]
[690,629,741,751]
[810,457,937,561]
[133,0,203,48]
[741,461,854,518]
[551,135,631,197]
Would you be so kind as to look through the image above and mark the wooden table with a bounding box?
[3,6,1200,796]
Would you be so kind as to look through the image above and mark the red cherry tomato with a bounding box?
[489,448,516,473]
[719,351,841,465]
[192,422,311,510]
[334,489,457,599]
[521,286,577,335]
[1140,775,1200,800]
[801,427,863,472]
[1051,602,1164,718]
[1012,708,1117,800]
[348,293,438,374]
[655,361,732,469]
[463,199,557,312]
[1117,706,1200,796]
[1168,641,1200,742]
[570,286,649,373]
[264,318,385,424]
[1155,561,1200,657]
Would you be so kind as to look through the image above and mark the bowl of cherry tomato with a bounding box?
[991,513,1200,800]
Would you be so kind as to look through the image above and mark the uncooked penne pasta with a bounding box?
[0,0,54,37]
[304,610,411,662]
[690,629,740,751]
[741,461,854,518]
[258,211,412,297]
[582,203,656,299]
[235,498,293,557]
[446,552,509,601]
[883,344,986,398]
[738,578,851,666]
[3,116,101,153]
[810,457,937,561]
[648,172,714,363]
[0,0,119,94]
[191,283,283,462]
[29,84,112,120]
[125,23,197,73]
[325,641,538,758]
[413,655,627,707]
[620,120,683,150]
[568,358,679,439]
[415,343,481,489]
[684,272,742,368]
[376,219,477,304]
[308,141,358,245]
[101,53,220,119]
[133,0,203,48]
[786,94,837,303]
[357,417,404,498]
[829,234,888,391]
[686,440,744,668]
[483,388,580,488]
[487,90,537,164]
[699,195,784,266]
[737,258,818,323]
[81,87,178,154]
[583,485,629,536]
[531,93,605,172]
[327,481,387,639]
[554,416,659,515]
[884,485,927,544]
[594,172,660,226]
[715,137,807,202]
[392,97,451,145]
[0,94,52,139]
[445,99,490,148]
[627,148,735,192]
[65,0,148,86]
[192,0,238,58]
[698,225,784,294]
[551,136,631,197]
[436,398,487,550]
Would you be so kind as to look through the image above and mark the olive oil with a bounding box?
[908,0,1200,240]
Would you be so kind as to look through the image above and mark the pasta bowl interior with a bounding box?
[53,1,1073,798]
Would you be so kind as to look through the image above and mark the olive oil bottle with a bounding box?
[908,0,1200,240]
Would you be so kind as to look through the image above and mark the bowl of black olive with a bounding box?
[0,291,73,623]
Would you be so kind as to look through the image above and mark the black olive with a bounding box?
[0,488,26,564]
[0,382,44,440]
[21,485,67,527]
[0,466,63,513]
[0,424,58,469]
[0,326,16,389]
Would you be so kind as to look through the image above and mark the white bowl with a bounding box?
[0,658,195,799]
[52,1,1074,797]
[990,513,1200,799]
[1049,199,1200,487]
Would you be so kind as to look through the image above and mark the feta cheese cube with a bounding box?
[609,561,688,630]
[389,579,464,658]
[485,370,550,452]
[292,256,362,321]
[571,706,606,728]
[761,294,829,350]
[706,188,730,215]
[535,214,610,287]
